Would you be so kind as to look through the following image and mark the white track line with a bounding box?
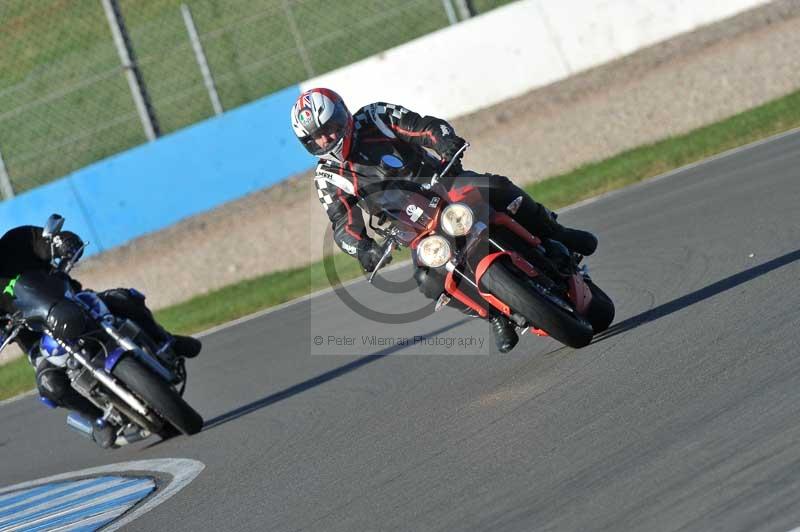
[0,389,36,408]
[0,459,205,532]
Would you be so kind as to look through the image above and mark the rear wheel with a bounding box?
[113,357,203,436]
[480,260,594,348]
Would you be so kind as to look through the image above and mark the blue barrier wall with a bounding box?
[0,85,313,255]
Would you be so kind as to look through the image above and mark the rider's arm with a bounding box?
[1,226,53,262]
[314,170,369,256]
[364,102,464,158]
[0,311,39,359]
[14,330,40,360]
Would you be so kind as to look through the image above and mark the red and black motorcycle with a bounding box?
[366,144,614,348]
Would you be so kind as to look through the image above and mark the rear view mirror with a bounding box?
[42,214,65,239]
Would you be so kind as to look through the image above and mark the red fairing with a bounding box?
[567,274,593,315]
[448,186,481,204]
[444,271,489,318]
[409,204,442,250]
[475,251,538,285]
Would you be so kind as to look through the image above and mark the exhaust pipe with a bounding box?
[66,412,94,440]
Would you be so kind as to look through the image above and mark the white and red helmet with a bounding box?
[291,88,354,163]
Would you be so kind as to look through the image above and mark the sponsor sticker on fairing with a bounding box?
[406,204,424,222]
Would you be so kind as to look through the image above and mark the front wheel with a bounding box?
[113,356,203,436]
[480,259,594,348]
[585,280,615,333]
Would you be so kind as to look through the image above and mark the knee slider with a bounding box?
[36,367,70,402]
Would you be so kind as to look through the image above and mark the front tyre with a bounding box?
[480,259,594,348]
[113,357,203,436]
[585,280,615,333]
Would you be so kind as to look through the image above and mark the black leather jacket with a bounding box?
[0,226,81,353]
[314,102,459,256]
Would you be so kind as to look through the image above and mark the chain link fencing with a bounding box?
[0,0,515,196]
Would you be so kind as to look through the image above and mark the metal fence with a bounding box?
[0,0,515,197]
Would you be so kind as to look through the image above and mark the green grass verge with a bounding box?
[527,89,800,208]
[1,0,514,192]
[3,88,800,401]
[0,356,35,402]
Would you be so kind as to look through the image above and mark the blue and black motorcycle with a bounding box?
[0,215,202,446]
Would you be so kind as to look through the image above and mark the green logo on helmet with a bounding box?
[299,108,313,127]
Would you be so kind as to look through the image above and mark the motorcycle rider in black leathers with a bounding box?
[0,225,202,447]
[290,88,598,352]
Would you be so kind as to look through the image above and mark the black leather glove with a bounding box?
[438,133,466,162]
[438,133,466,175]
[357,240,392,273]
[53,233,84,262]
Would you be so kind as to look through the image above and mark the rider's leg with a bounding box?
[99,289,201,358]
[36,363,99,417]
[414,266,518,353]
[450,172,597,256]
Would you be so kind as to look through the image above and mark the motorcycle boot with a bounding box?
[504,187,597,256]
[490,315,519,353]
[549,227,597,256]
[92,419,117,449]
[442,298,520,353]
[171,335,202,358]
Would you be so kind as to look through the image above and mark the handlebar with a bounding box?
[0,315,23,356]
[430,142,470,186]
[368,238,397,284]
[57,242,87,274]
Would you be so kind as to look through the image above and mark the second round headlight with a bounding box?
[441,203,474,236]
[417,235,452,268]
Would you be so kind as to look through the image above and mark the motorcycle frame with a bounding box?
[414,184,594,330]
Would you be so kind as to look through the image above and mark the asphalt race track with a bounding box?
[2,131,800,531]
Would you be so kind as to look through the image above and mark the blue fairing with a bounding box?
[75,291,111,320]
[40,335,66,358]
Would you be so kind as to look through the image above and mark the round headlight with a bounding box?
[441,203,474,236]
[417,236,451,268]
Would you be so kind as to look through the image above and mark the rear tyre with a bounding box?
[480,260,594,348]
[113,357,203,436]
[585,280,615,333]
